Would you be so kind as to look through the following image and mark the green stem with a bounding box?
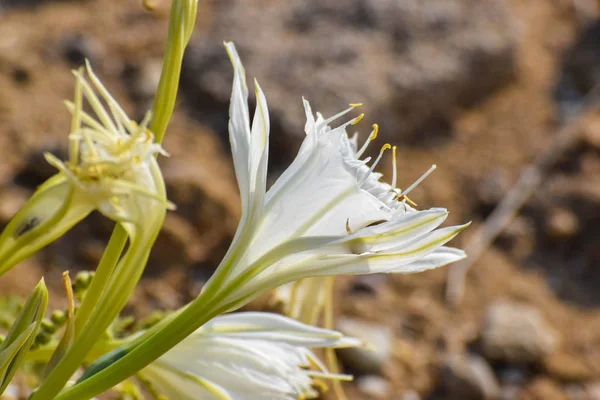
[150,0,197,143]
[74,225,127,337]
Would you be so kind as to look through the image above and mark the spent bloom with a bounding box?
[140,312,359,400]
[0,62,172,274]
[202,43,468,309]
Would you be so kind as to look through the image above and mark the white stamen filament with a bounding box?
[316,105,360,132]
[368,143,391,175]
[356,123,379,159]
[401,164,437,197]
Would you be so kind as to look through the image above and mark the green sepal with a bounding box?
[0,174,93,276]
[77,347,128,384]
[0,279,48,393]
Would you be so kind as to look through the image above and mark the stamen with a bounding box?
[316,106,357,131]
[85,60,137,136]
[356,124,379,158]
[368,143,391,174]
[73,70,118,134]
[69,68,83,167]
[400,164,436,197]
[345,219,352,235]
[391,145,398,189]
[348,103,363,108]
[350,113,364,126]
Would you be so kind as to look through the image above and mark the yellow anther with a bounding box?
[380,143,391,152]
[313,379,329,392]
[369,123,379,140]
[405,196,417,206]
[349,103,363,108]
[351,113,364,125]
[142,0,157,12]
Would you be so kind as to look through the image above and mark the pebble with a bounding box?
[336,317,392,375]
[481,300,560,364]
[356,375,391,399]
[586,382,600,400]
[544,352,595,382]
[546,208,579,240]
[399,390,422,400]
[441,353,500,400]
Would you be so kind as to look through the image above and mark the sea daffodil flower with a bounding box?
[51,43,469,400]
[0,62,172,275]
[203,43,468,309]
[140,312,359,400]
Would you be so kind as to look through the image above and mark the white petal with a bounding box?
[225,42,252,214]
[342,207,449,253]
[382,246,466,273]
[196,312,352,348]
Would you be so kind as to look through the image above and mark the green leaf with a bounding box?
[0,279,48,393]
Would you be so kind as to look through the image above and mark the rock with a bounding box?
[356,375,391,399]
[555,21,600,120]
[585,382,600,400]
[474,170,511,215]
[441,353,500,400]
[149,213,199,271]
[161,158,239,266]
[124,59,162,102]
[336,317,393,375]
[545,207,579,240]
[0,185,28,224]
[521,377,568,400]
[499,385,520,400]
[544,351,596,382]
[400,390,422,400]
[60,34,98,67]
[348,274,387,296]
[181,0,516,151]
[580,114,600,151]
[481,300,560,364]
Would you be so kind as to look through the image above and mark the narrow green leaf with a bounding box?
[0,279,48,393]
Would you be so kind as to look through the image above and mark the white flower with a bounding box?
[0,62,172,273]
[140,312,359,400]
[44,61,173,235]
[203,43,468,309]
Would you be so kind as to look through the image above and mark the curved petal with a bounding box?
[224,42,252,214]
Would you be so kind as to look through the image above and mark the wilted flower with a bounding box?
[203,43,468,309]
[0,62,172,275]
[140,312,359,400]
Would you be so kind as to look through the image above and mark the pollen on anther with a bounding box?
[351,113,364,125]
[349,103,363,108]
[370,124,379,140]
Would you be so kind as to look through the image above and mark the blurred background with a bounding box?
[0,0,600,399]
